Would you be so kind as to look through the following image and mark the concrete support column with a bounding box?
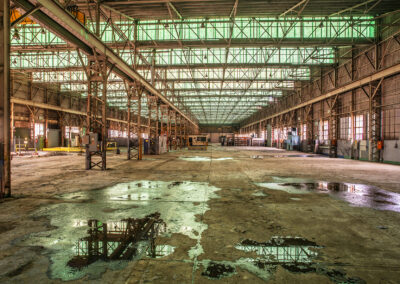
[10,102,14,147]
[127,91,132,160]
[137,92,142,160]
[147,97,151,138]
[174,111,177,150]
[59,114,64,147]
[156,102,159,136]
[167,109,171,150]
[183,119,187,147]
[160,107,164,135]
[44,109,48,148]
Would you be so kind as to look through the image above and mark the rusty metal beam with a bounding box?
[10,5,42,28]
[10,97,154,127]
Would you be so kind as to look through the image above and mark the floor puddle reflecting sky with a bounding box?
[200,236,365,283]
[256,177,400,212]
[178,156,233,162]
[21,180,220,281]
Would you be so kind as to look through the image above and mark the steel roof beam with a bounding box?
[241,62,400,128]
[13,0,198,127]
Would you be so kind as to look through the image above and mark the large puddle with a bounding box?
[273,154,322,158]
[200,236,365,283]
[22,180,220,281]
[256,177,400,212]
[16,178,379,282]
[66,213,173,269]
[178,156,233,162]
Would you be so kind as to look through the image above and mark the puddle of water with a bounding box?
[66,213,169,270]
[273,154,321,158]
[252,191,268,197]
[178,156,233,162]
[200,236,364,283]
[256,177,400,213]
[22,180,220,281]
[152,244,175,258]
[256,182,318,194]
[179,156,211,162]
[251,155,264,159]
[214,157,233,161]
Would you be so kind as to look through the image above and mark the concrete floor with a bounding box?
[1,145,400,283]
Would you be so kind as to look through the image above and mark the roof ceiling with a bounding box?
[81,0,399,20]
[11,0,400,125]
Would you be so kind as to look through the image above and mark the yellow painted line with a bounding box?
[43,147,118,152]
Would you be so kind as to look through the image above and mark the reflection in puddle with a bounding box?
[67,213,167,269]
[273,154,321,158]
[256,177,400,212]
[201,236,365,283]
[236,237,320,266]
[252,191,268,197]
[22,180,220,280]
[179,156,233,162]
[251,155,264,159]
[151,244,175,258]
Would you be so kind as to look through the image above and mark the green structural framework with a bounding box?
[10,11,376,125]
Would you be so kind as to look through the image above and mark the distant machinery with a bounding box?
[188,135,208,150]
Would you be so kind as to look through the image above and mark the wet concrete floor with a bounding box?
[256,177,400,212]
[1,144,400,283]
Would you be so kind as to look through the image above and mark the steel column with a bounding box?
[0,0,10,198]
[85,55,108,170]
[368,79,383,162]
[136,84,143,160]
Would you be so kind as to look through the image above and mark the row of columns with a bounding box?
[240,85,383,162]
[0,2,197,198]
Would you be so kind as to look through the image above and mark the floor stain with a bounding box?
[0,221,16,234]
[201,262,236,279]
[6,261,34,278]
